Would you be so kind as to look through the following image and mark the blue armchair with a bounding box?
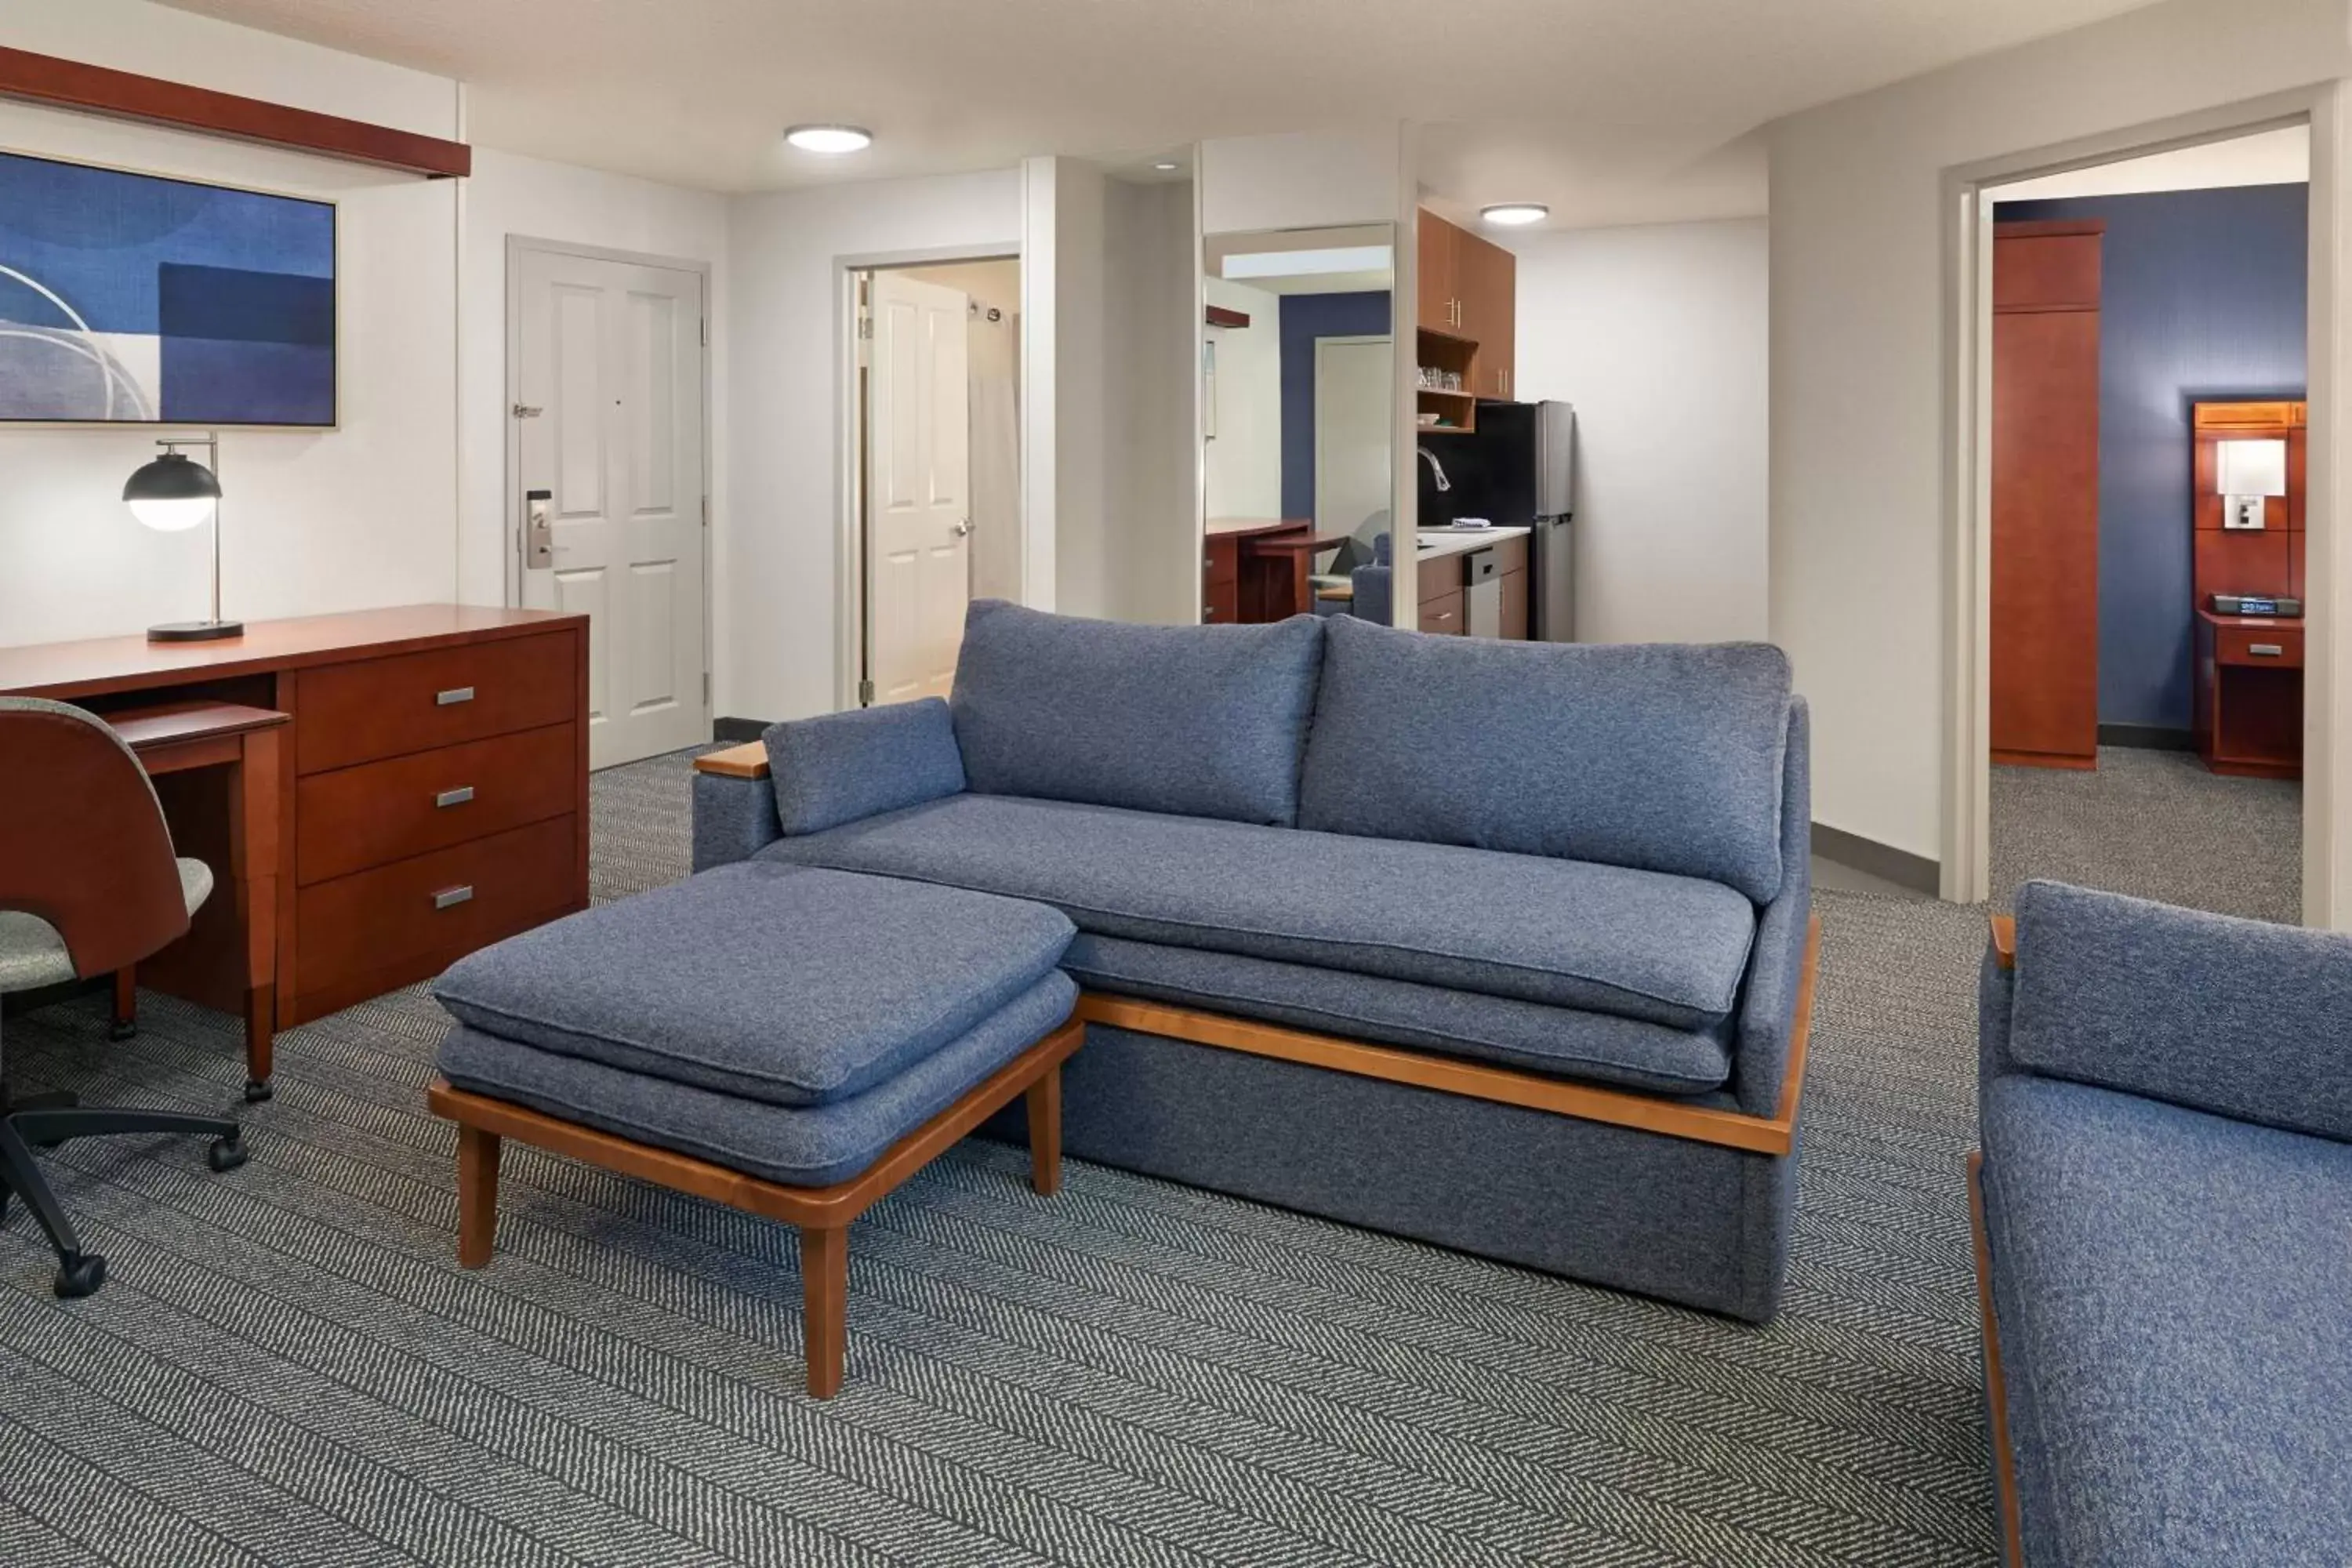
[1974,880,2352,1566]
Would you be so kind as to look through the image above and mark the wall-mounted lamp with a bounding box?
[123,432,240,641]
[2216,437,2286,532]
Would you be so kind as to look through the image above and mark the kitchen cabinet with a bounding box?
[1457,230,1515,399]
[1418,211,1464,333]
[1421,590,1466,635]
[1416,208,1517,408]
[1498,562,1529,641]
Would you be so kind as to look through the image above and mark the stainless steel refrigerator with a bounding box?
[1416,400,1577,641]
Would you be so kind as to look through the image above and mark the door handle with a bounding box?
[435,786,476,808]
[952,518,973,537]
[433,884,475,909]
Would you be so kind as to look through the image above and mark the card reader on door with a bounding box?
[526,489,554,568]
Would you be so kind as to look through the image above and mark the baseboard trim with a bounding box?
[1811,822,1940,896]
[713,716,771,743]
[2097,723,2193,752]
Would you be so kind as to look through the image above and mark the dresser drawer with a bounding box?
[2217,623,2302,669]
[296,722,578,886]
[295,815,578,1000]
[296,630,576,775]
[1420,590,1465,635]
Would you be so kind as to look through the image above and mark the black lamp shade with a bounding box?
[122,451,223,504]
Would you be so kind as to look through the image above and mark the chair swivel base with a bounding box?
[0,1109,247,1298]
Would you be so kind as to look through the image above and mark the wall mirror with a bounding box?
[1200,223,1396,626]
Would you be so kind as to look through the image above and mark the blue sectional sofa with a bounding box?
[1975,881,2352,1566]
[695,601,1815,1321]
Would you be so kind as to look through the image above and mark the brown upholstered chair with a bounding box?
[0,695,249,1298]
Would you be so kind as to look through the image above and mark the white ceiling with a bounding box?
[1990,124,2309,203]
[162,0,2164,228]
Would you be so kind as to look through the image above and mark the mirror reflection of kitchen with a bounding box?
[1201,224,1397,625]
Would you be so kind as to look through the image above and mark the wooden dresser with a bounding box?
[0,606,590,1034]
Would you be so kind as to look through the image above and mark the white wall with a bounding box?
[1201,128,1410,234]
[728,168,1022,720]
[1511,220,1769,645]
[457,148,729,609]
[1047,160,1111,617]
[0,0,462,648]
[1767,0,2352,867]
[1203,278,1283,521]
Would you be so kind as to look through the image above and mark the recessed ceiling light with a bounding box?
[1153,161,1180,172]
[785,124,873,154]
[1480,203,1548,227]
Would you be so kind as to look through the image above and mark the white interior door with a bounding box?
[1314,336,1395,542]
[515,246,707,769]
[867,270,971,705]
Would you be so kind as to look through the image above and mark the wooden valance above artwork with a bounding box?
[0,45,473,179]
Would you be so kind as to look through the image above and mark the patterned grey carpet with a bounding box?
[1990,746,2301,921]
[9,744,2219,1567]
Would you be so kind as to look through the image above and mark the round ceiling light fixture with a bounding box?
[785,124,873,154]
[1479,202,1549,227]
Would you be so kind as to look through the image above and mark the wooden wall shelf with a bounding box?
[1205,303,1251,329]
[0,45,473,179]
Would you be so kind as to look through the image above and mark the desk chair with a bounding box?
[0,696,249,1298]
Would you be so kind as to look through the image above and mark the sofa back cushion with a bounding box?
[950,599,1325,826]
[1298,616,1794,902]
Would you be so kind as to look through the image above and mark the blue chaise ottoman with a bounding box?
[424,862,1081,1397]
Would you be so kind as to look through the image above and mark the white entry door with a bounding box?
[866,270,971,705]
[514,246,707,768]
[1314,335,1395,540]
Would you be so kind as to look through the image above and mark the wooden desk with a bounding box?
[109,702,289,1097]
[2194,609,2303,779]
[0,606,590,1086]
[1204,519,1349,622]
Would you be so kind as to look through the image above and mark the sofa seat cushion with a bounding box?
[437,972,1077,1188]
[760,794,1757,1033]
[1063,934,1732,1097]
[1980,1076,2352,1568]
[433,862,1074,1109]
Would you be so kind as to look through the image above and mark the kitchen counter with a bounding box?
[1416,526,1531,561]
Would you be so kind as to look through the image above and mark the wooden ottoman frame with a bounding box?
[428,1015,1085,1399]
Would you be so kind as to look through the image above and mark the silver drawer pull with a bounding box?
[436,685,476,706]
[433,885,475,910]
[2249,643,2285,657]
[435,786,476,809]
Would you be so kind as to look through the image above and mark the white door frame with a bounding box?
[836,245,1019,713]
[1941,86,2340,925]
[503,235,715,717]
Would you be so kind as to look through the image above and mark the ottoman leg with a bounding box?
[1025,1066,1063,1197]
[800,1224,848,1399]
[457,1125,502,1269]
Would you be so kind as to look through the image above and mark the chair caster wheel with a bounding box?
[108,1019,136,1042]
[53,1253,106,1298]
[209,1134,248,1174]
[243,1079,273,1104]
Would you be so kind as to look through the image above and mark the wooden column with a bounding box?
[1990,219,2104,769]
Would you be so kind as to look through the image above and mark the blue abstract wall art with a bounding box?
[0,150,336,426]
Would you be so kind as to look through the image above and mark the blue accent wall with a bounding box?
[1278,291,1391,520]
[1996,184,2306,731]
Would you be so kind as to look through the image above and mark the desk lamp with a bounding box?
[124,433,239,641]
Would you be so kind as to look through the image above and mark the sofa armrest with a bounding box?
[2006,880,2352,1142]
[1733,695,1811,1118]
[691,769,784,873]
